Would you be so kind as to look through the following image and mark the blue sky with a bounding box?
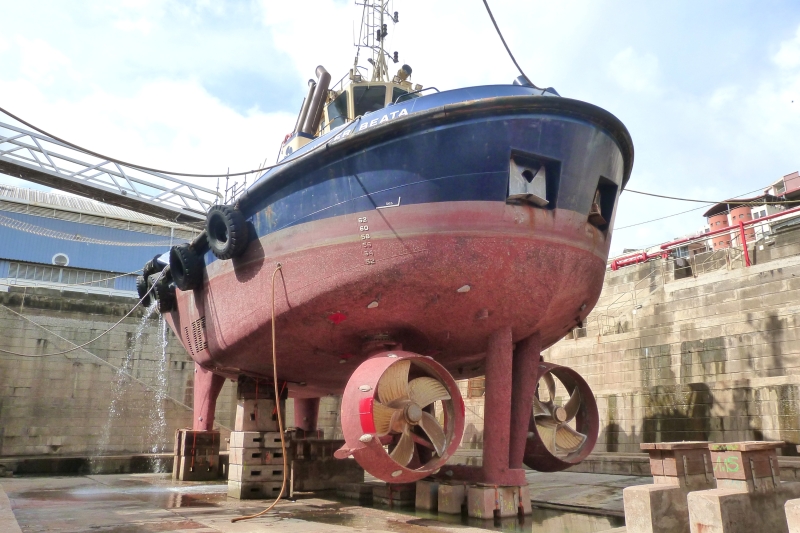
[0,0,798,256]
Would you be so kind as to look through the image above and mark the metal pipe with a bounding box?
[294,80,316,135]
[739,220,751,267]
[301,66,331,135]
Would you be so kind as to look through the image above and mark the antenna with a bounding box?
[353,1,399,82]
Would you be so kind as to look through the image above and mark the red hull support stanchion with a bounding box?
[294,397,321,437]
[193,363,226,431]
[481,327,526,486]
[509,334,541,469]
[444,327,533,487]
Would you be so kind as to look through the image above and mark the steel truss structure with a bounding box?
[0,120,221,224]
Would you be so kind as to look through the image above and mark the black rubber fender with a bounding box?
[170,244,204,291]
[206,205,249,260]
[153,278,176,313]
[135,275,151,307]
[142,254,163,279]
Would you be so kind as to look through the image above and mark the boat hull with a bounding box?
[165,92,633,398]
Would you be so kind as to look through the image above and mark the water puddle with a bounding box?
[13,482,228,510]
[280,499,624,533]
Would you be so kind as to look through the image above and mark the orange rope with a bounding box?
[232,264,287,523]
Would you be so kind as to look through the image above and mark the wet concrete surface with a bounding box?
[1,473,632,533]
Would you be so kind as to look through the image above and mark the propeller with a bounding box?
[371,359,451,467]
[532,370,588,456]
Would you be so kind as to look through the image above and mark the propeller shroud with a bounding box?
[336,351,465,484]
[523,362,599,472]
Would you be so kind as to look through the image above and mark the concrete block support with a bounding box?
[623,442,715,533]
[708,441,782,493]
[373,483,415,508]
[337,482,379,505]
[467,484,519,519]
[172,429,221,481]
[687,442,800,533]
[415,480,439,511]
[438,482,467,514]
[785,498,800,533]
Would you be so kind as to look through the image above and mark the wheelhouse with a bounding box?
[280,65,421,160]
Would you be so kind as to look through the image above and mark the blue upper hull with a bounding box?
[214,85,633,265]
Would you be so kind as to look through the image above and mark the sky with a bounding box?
[0,0,798,257]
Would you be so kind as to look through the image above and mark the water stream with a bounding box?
[146,314,170,472]
[92,301,164,473]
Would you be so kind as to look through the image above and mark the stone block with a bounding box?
[415,479,439,511]
[374,483,415,508]
[641,442,714,489]
[518,484,532,515]
[467,485,519,519]
[227,480,285,500]
[623,484,692,533]
[438,482,467,514]
[786,498,800,533]
[709,441,782,493]
[688,482,800,533]
[290,457,363,492]
[337,482,378,505]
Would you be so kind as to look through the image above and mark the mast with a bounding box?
[353,1,399,82]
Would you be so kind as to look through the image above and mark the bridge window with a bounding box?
[325,92,348,130]
[392,87,418,104]
[353,86,386,117]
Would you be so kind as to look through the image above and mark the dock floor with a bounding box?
[1,472,639,532]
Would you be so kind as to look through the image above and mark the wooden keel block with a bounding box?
[172,455,221,481]
[234,399,282,432]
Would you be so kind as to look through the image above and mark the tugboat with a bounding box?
[141,1,633,484]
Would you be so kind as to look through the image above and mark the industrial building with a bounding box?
[0,184,199,294]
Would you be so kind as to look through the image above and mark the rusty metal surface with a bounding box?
[166,201,608,397]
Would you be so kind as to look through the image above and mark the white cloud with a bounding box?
[0,77,297,189]
[709,86,738,110]
[608,47,661,94]
[0,36,9,54]
[773,25,800,70]
[114,17,154,34]
[15,37,72,85]
[259,0,354,82]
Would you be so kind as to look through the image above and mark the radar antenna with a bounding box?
[354,1,400,82]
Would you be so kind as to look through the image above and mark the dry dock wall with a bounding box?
[546,253,800,455]
[0,286,237,459]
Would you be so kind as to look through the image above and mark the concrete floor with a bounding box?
[1,472,637,533]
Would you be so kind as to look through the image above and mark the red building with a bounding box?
[703,195,773,250]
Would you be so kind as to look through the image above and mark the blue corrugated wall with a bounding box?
[0,211,186,274]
